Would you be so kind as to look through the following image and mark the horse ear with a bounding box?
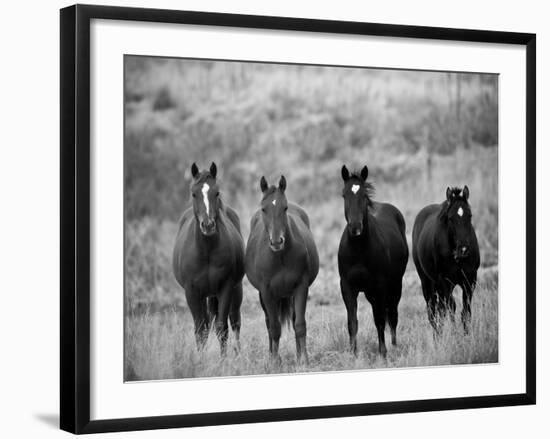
[463,185,470,201]
[260,176,268,193]
[278,175,287,192]
[209,162,217,178]
[360,165,369,181]
[446,187,452,202]
[191,162,199,179]
[341,165,350,182]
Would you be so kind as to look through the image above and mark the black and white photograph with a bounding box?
[124,57,499,381]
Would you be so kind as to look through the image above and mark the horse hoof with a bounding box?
[270,354,282,367]
[232,339,241,354]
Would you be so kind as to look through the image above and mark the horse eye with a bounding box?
[216,191,220,197]
[192,193,196,198]
[284,207,288,212]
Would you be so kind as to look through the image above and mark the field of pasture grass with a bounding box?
[124,58,498,381]
[125,268,497,380]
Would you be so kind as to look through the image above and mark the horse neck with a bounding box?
[434,204,453,246]
[352,209,380,249]
[283,214,297,249]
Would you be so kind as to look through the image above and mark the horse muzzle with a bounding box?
[199,219,216,236]
[454,245,470,260]
[269,236,285,252]
[348,223,363,237]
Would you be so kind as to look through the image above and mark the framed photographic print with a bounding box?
[60,4,536,434]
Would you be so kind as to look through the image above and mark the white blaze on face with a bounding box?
[457,207,464,217]
[201,183,210,215]
[351,184,360,194]
[272,199,277,206]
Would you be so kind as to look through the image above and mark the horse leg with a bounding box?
[214,284,232,356]
[371,293,387,357]
[461,273,477,334]
[293,281,309,365]
[259,293,272,352]
[340,278,359,355]
[418,271,438,333]
[185,287,209,350]
[447,294,457,324]
[436,277,454,326]
[261,291,282,363]
[387,279,403,346]
[427,295,440,335]
[229,282,243,352]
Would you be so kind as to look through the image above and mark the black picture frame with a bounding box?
[60,4,536,434]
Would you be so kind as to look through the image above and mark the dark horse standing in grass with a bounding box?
[412,186,480,333]
[173,162,245,355]
[245,176,319,363]
[338,165,408,357]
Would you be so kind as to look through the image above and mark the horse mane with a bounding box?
[347,171,375,208]
[437,186,469,221]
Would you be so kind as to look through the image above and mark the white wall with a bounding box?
[0,0,546,437]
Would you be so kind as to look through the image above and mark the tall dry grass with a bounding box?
[125,270,497,380]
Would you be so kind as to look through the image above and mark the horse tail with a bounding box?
[278,296,294,329]
[207,296,218,323]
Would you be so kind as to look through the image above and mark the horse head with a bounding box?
[341,165,373,237]
[190,162,220,237]
[440,186,474,260]
[259,175,289,252]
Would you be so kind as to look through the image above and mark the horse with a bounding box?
[412,186,480,333]
[245,175,319,363]
[338,165,409,357]
[172,162,245,355]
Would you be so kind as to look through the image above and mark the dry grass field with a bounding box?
[124,58,498,381]
[125,269,497,381]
